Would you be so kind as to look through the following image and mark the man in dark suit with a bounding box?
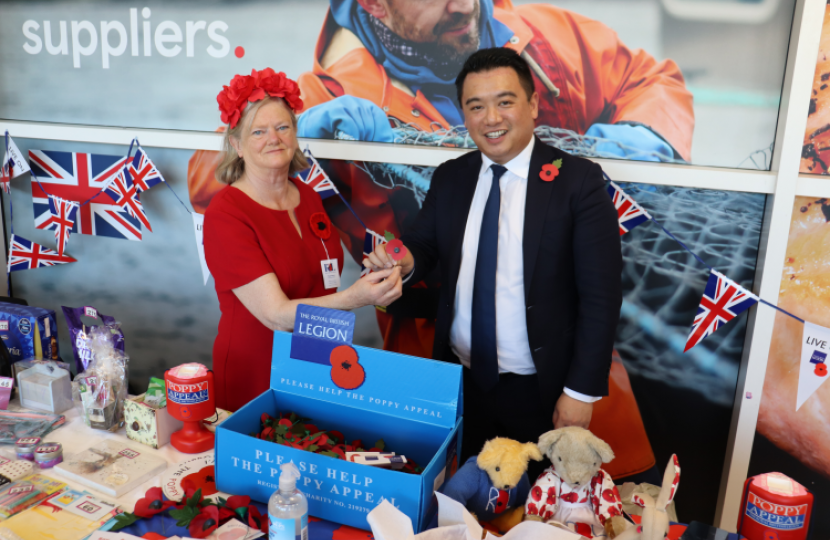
[363,48,622,465]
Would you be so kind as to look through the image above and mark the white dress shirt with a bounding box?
[448,138,600,403]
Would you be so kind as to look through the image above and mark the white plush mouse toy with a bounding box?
[525,427,627,537]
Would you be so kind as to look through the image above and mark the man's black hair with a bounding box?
[455,48,535,106]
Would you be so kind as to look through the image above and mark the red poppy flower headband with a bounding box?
[217,68,304,129]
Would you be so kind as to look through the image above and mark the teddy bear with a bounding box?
[612,454,680,540]
[440,437,542,530]
[525,427,628,538]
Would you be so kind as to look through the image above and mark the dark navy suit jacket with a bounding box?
[401,137,622,413]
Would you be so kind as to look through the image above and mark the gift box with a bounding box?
[216,330,462,532]
[124,393,184,449]
[0,303,59,363]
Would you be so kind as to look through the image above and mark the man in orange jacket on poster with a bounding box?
[188,0,695,481]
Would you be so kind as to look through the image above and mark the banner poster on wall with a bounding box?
[0,0,790,529]
[0,0,793,170]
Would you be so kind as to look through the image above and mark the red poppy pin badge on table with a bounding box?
[309,212,332,240]
[383,230,407,261]
[540,158,563,182]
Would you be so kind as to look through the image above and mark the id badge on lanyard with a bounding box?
[319,238,340,289]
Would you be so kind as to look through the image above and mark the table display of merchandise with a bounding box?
[0,301,778,540]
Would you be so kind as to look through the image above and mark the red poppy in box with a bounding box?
[310,212,332,240]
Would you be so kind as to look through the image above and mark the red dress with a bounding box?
[204,178,344,411]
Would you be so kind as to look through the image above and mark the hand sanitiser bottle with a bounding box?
[269,463,309,540]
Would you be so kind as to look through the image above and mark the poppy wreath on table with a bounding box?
[255,411,423,474]
[110,481,267,538]
[309,212,332,240]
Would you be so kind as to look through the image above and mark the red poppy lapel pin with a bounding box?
[383,230,408,261]
[309,212,332,240]
[540,158,563,182]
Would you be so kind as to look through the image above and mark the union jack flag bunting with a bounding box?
[47,195,79,257]
[29,150,142,241]
[2,133,30,194]
[361,229,387,276]
[7,234,76,273]
[128,146,164,192]
[607,181,650,235]
[105,167,153,232]
[297,151,339,199]
[684,270,758,352]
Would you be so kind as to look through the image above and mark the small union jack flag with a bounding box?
[47,195,79,257]
[7,234,76,273]
[30,149,140,241]
[2,133,30,194]
[0,158,9,194]
[297,151,339,199]
[607,181,650,235]
[105,168,153,232]
[684,270,758,352]
[361,229,387,276]
[128,146,164,192]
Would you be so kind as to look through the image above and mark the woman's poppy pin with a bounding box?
[540,159,563,182]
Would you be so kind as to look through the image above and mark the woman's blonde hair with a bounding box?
[215,96,309,185]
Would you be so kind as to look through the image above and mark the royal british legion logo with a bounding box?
[746,493,807,530]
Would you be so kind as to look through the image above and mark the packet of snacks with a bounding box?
[61,306,125,373]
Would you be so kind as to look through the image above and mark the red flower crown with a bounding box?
[217,68,304,129]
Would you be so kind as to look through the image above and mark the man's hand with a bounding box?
[553,393,593,429]
[362,240,415,277]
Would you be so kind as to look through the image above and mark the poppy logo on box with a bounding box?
[21,7,235,69]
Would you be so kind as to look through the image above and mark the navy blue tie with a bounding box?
[470,164,507,392]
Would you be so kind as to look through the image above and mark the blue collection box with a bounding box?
[215,330,463,532]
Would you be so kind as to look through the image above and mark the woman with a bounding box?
[204,68,402,411]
